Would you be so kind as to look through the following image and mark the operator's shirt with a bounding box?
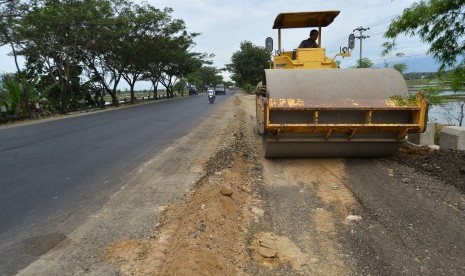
[299,39,318,48]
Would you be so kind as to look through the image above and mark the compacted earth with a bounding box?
[15,94,465,276]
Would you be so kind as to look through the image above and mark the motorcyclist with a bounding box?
[207,88,215,103]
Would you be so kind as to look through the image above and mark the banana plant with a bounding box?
[27,76,58,111]
[3,78,24,116]
[1,74,58,117]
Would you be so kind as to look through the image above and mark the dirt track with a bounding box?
[17,93,465,275]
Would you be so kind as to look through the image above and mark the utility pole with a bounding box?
[353,26,370,64]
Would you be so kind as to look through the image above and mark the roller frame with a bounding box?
[256,68,428,158]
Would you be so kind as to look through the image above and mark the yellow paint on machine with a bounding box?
[269,99,305,108]
[255,11,428,157]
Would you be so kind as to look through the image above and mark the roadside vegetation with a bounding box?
[383,0,465,126]
[226,41,271,93]
[0,0,231,121]
[1,0,463,126]
[405,72,464,127]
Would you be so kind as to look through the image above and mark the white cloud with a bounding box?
[143,0,429,75]
[1,0,432,88]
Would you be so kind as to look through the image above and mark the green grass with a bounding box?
[406,79,431,86]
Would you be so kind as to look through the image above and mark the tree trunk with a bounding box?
[130,83,136,104]
[88,62,120,107]
[57,72,68,114]
[151,80,159,99]
[108,88,118,107]
[111,73,122,107]
[60,83,67,114]
[459,102,464,126]
[10,42,32,118]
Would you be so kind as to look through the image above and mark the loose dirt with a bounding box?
[104,96,262,275]
[388,146,465,193]
[103,95,362,275]
[16,93,465,275]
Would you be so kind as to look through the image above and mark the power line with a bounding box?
[367,14,399,29]
[325,12,402,53]
[353,26,370,62]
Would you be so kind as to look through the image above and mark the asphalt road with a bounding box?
[0,91,234,275]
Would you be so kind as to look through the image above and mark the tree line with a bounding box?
[0,0,225,118]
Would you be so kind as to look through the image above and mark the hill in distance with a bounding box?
[378,55,440,73]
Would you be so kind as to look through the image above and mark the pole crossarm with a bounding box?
[353,26,370,62]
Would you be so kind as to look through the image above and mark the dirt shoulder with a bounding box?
[17,93,465,276]
[104,95,263,275]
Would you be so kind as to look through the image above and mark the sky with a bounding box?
[0,0,437,89]
[143,0,433,73]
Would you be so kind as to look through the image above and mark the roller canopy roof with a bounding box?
[272,11,340,29]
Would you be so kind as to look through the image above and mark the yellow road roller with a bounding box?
[256,11,428,157]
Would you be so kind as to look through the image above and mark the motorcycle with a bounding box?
[207,89,215,104]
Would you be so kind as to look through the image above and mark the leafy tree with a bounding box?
[392,63,408,74]
[18,0,109,113]
[355,57,374,68]
[82,0,125,107]
[186,66,222,93]
[113,3,204,101]
[404,72,437,80]
[119,4,146,103]
[380,41,396,58]
[385,0,465,70]
[173,78,187,96]
[1,0,35,117]
[226,41,270,89]
[0,73,23,115]
[157,38,204,98]
[1,0,210,115]
[1,0,23,71]
[141,36,165,99]
[386,0,465,124]
[410,68,464,125]
[138,8,202,99]
[440,66,465,126]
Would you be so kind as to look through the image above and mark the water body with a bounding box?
[428,101,463,126]
[408,87,464,126]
